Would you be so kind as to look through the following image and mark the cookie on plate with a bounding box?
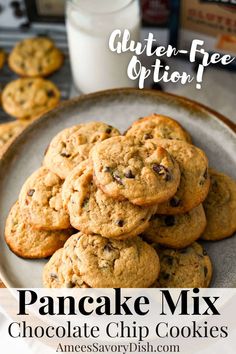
[2,78,60,120]
[8,37,63,77]
[0,48,5,70]
[154,242,212,288]
[153,139,210,214]
[43,122,120,179]
[143,204,206,249]
[91,136,180,206]
[62,233,160,288]
[62,160,156,239]
[0,120,27,156]
[125,114,191,143]
[42,249,64,288]
[201,169,236,241]
[59,236,90,288]
[19,167,70,230]
[5,202,72,259]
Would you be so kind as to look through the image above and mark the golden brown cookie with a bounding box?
[152,139,210,214]
[42,249,64,288]
[125,114,191,143]
[43,122,120,179]
[143,204,206,249]
[0,120,27,156]
[9,37,63,77]
[2,78,60,119]
[201,169,236,241]
[19,167,70,230]
[5,202,72,259]
[59,236,90,288]
[91,136,180,206]
[154,242,212,288]
[0,48,5,70]
[62,161,156,239]
[61,233,160,288]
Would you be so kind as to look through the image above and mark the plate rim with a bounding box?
[0,88,236,288]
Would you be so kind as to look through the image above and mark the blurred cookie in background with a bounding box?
[8,37,64,77]
[2,77,60,120]
[0,120,28,156]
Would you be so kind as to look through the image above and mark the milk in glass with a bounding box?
[66,0,140,93]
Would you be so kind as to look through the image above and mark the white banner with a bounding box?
[0,288,235,354]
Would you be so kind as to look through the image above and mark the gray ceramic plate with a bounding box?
[0,88,235,288]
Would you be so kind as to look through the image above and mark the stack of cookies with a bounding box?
[5,115,236,288]
[0,37,63,156]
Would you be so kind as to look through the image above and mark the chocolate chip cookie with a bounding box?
[59,236,90,288]
[9,37,63,77]
[0,120,27,156]
[154,242,212,288]
[201,169,236,241]
[5,201,72,259]
[19,167,70,230]
[91,136,180,206]
[44,122,120,179]
[2,78,60,119]
[143,204,206,249]
[152,139,210,214]
[42,249,64,288]
[125,114,192,142]
[63,233,160,288]
[62,161,156,239]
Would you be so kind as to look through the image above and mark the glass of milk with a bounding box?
[66,0,140,94]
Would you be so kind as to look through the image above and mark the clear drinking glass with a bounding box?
[66,0,140,94]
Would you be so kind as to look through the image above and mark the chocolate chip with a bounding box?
[105,128,112,134]
[50,273,58,279]
[66,282,74,288]
[164,256,174,266]
[162,273,170,280]
[152,164,171,181]
[204,266,208,277]
[60,151,71,158]
[164,215,175,226]
[124,170,135,179]
[150,214,159,221]
[104,166,111,173]
[47,89,55,98]
[27,189,35,196]
[170,196,180,207]
[144,133,153,140]
[104,244,113,252]
[116,219,124,227]
[203,168,208,180]
[82,198,89,208]
[113,173,123,185]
